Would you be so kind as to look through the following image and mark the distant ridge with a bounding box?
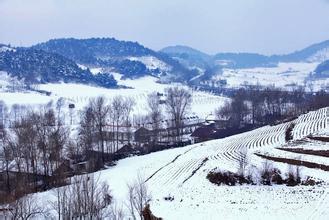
[33,38,197,82]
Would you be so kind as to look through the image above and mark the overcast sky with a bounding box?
[0,0,329,55]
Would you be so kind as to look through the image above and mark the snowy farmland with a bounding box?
[215,62,329,91]
[0,73,228,120]
[29,107,329,219]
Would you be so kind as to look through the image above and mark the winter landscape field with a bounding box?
[1,0,329,219]
[19,106,329,220]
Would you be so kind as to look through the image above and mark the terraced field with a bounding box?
[141,107,329,219]
[147,107,329,193]
[27,107,329,219]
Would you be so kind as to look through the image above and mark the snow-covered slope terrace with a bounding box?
[147,107,328,191]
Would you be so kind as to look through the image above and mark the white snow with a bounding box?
[0,92,52,106]
[215,62,324,90]
[0,75,227,120]
[128,56,172,71]
[308,47,329,63]
[0,45,15,53]
[90,67,103,75]
[0,71,11,89]
[77,64,103,75]
[77,64,88,70]
[30,107,329,219]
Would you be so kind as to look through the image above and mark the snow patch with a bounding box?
[128,56,172,71]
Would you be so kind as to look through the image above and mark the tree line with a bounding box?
[0,87,192,204]
[216,86,329,130]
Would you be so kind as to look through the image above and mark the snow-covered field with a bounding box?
[214,62,329,91]
[0,73,227,120]
[1,65,329,219]
[30,107,329,219]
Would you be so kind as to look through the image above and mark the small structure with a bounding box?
[191,123,220,143]
[134,127,152,145]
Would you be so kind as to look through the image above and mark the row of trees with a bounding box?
[2,173,153,220]
[146,87,192,145]
[216,86,329,129]
[78,95,136,165]
[1,106,69,195]
[0,87,193,201]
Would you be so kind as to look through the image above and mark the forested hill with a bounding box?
[0,47,117,88]
[33,38,197,81]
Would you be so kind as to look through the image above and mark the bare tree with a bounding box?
[165,87,192,143]
[55,98,65,124]
[53,183,70,220]
[215,100,232,120]
[52,174,112,220]
[9,194,45,220]
[238,147,248,177]
[1,129,13,193]
[147,92,162,146]
[78,106,95,155]
[10,104,20,124]
[105,203,125,220]
[0,100,7,128]
[111,96,125,152]
[90,96,110,164]
[122,97,135,144]
[126,174,152,220]
[12,112,39,187]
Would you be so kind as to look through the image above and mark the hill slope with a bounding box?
[33,38,197,82]
[0,47,117,88]
[32,107,329,219]
[130,107,329,219]
[162,40,329,80]
[314,60,329,78]
[160,45,213,70]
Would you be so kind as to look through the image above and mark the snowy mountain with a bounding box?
[314,60,329,78]
[33,38,197,82]
[213,52,273,68]
[160,45,213,70]
[1,38,328,92]
[276,40,329,63]
[162,40,329,78]
[0,47,117,88]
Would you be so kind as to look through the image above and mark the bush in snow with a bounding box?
[285,123,295,142]
[260,160,284,185]
[207,170,253,186]
[286,165,301,186]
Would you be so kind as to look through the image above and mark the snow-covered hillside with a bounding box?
[128,56,172,72]
[0,45,15,53]
[215,62,329,91]
[308,47,329,63]
[0,73,227,120]
[31,107,329,219]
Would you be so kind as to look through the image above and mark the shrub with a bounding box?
[285,123,295,142]
[260,160,272,185]
[301,177,316,186]
[260,161,284,185]
[271,168,284,185]
[207,170,253,186]
[286,165,301,186]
